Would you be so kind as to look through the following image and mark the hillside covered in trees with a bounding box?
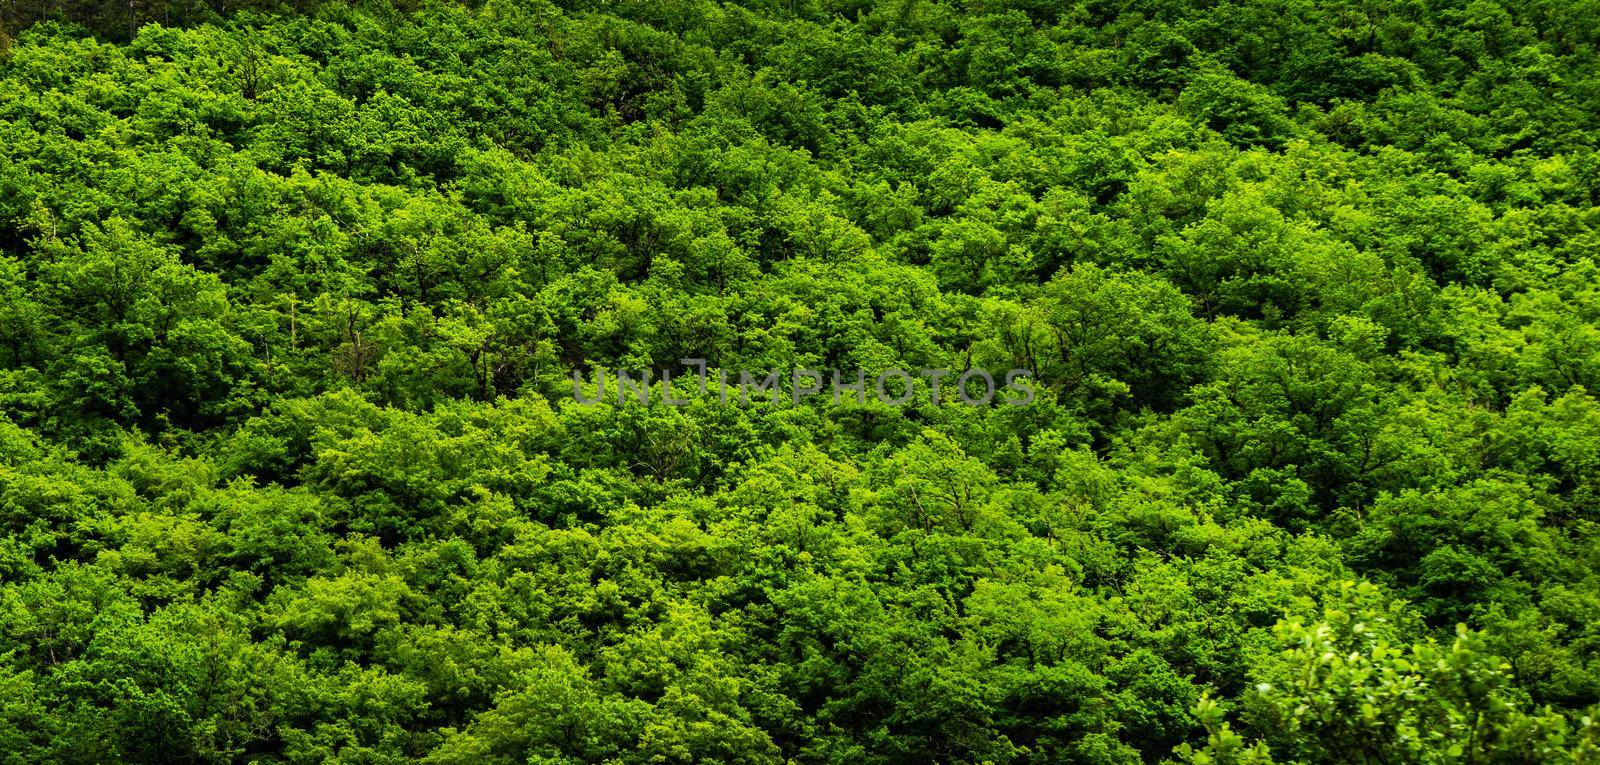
[3,0,1600,762]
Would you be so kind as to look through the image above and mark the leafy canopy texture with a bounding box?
[2,0,1600,762]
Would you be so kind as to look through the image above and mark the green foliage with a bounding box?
[1,0,1600,762]
[1179,587,1600,764]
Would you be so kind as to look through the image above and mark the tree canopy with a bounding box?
[2,0,1600,762]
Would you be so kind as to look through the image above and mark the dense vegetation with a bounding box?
[3,0,1600,762]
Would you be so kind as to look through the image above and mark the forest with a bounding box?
[2,0,1600,761]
